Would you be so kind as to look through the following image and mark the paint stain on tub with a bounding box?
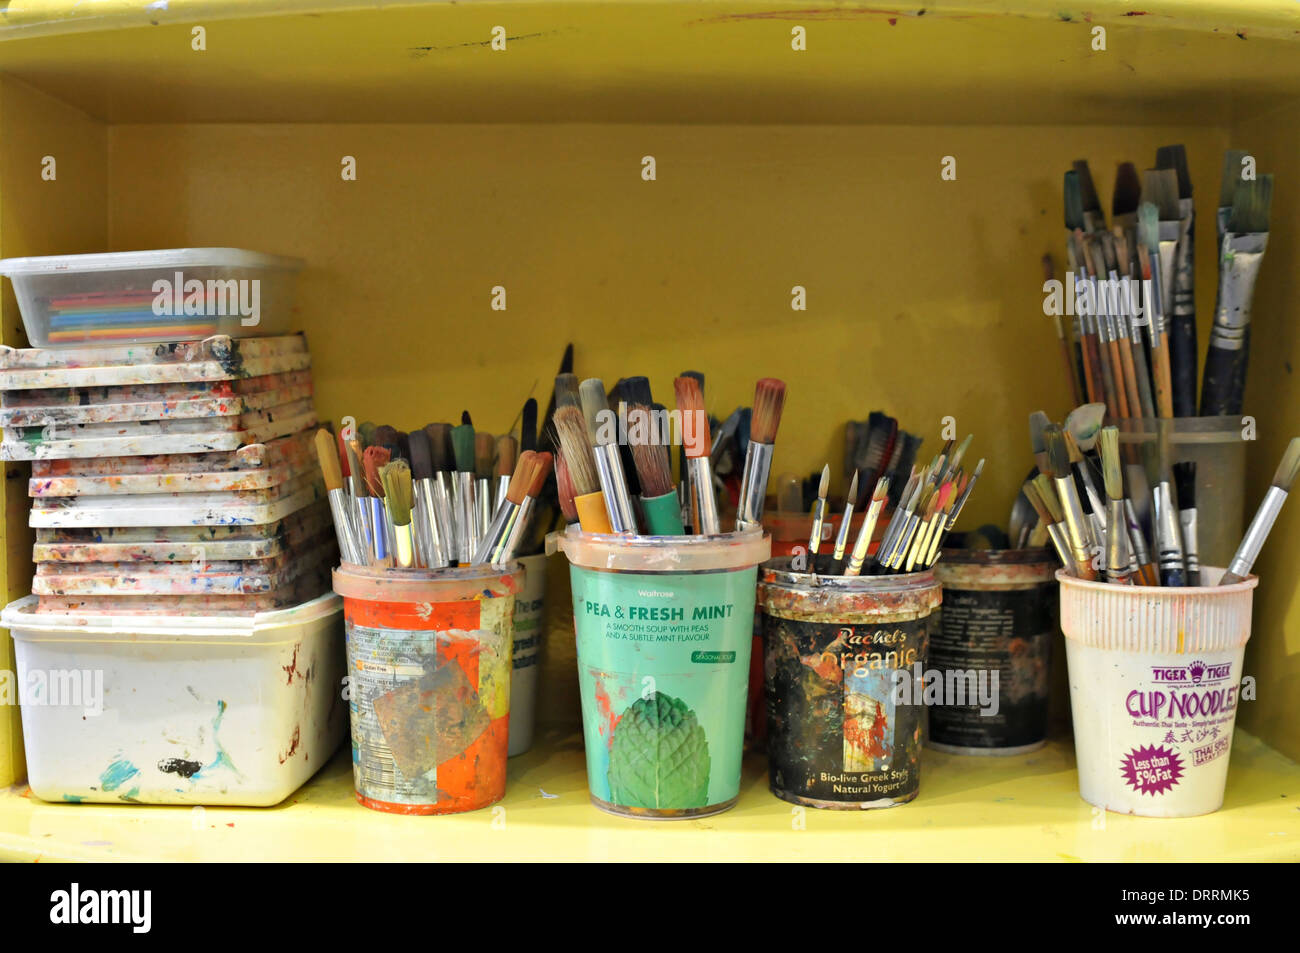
[99,759,140,792]
[283,643,301,684]
[278,726,301,763]
[158,757,203,779]
[192,700,244,781]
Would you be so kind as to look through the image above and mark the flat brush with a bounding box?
[1138,202,1175,418]
[1156,145,1197,418]
[424,423,459,565]
[316,429,364,566]
[737,378,786,530]
[1024,478,1071,569]
[677,371,705,529]
[1120,459,1157,586]
[555,449,580,525]
[475,431,496,546]
[495,434,518,514]
[1173,461,1200,586]
[832,471,859,565]
[450,421,477,563]
[1074,159,1106,234]
[380,459,415,569]
[1046,425,1096,580]
[502,452,553,561]
[628,398,683,536]
[844,476,888,576]
[675,375,719,535]
[408,429,451,569]
[473,450,536,566]
[521,397,539,453]
[580,378,637,533]
[1098,426,1132,584]
[1221,437,1300,585]
[1144,434,1185,587]
[554,403,611,534]
[1202,174,1273,416]
[362,445,392,566]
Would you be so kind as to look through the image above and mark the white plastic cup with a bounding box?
[507,552,547,757]
[1058,567,1257,817]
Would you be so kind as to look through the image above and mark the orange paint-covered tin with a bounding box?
[332,563,524,815]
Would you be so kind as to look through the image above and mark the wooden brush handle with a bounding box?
[1107,339,1130,418]
[1152,336,1175,418]
[1082,332,1106,405]
[1129,339,1157,418]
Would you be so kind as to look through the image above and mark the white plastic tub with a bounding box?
[0,248,303,347]
[1,593,344,806]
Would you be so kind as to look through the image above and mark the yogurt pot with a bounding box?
[1059,567,1257,817]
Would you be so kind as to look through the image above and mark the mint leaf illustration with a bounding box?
[608,692,710,809]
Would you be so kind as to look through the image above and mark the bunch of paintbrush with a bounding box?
[801,431,981,576]
[551,374,787,537]
[1056,151,1275,422]
[314,415,553,571]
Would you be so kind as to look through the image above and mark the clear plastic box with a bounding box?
[0,248,303,347]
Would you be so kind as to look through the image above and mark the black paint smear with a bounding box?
[157,757,203,779]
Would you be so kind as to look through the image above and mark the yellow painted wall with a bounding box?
[0,76,106,785]
[1229,103,1300,761]
[107,121,1231,728]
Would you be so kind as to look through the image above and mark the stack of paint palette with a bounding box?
[0,333,336,614]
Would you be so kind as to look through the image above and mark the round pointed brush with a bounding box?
[807,464,830,556]
[831,471,858,564]
[362,445,392,565]
[736,378,786,530]
[845,476,888,576]
[674,375,718,535]
[495,434,518,514]
[1221,437,1300,585]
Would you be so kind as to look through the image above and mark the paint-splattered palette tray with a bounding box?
[29,475,324,528]
[0,334,309,390]
[29,431,318,495]
[34,562,333,615]
[33,500,332,561]
[33,530,336,596]
[2,399,317,460]
[0,369,313,428]
[30,448,318,500]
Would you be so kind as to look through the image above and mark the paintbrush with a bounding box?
[450,420,478,562]
[408,429,451,569]
[580,378,637,533]
[555,448,580,526]
[736,378,786,530]
[1120,460,1157,585]
[675,375,718,535]
[930,458,983,564]
[844,476,888,576]
[357,421,376,449]
[1202,174,1273,416]
[380,460,415,569]
[554,403,612,534]
[1024,478,1071,569]
[316,429,364,566]
[881,468,930,572]
[1045,425,1096,580]
[1100,232,1141,419]
[1064,173,1094,403]
[1156,146,1197,418]
[1098,426,1132,584]
[473,450,536,565]
[521,397,539,453]
[806,464,830,557]
[611,379,645,501]
[1138,202,1175,418]
[495,435,518,514]
[1173,461,1200,586]
[343,436,373,558]
[1044,253,1082,405]
[1074,159,1106,233]
[502,451,553,561]
[856,412,898,507]
[876,466,919,570]
[474,431,496,543]
[1112,161,1142,275]
[625,382,683,535]
[554,373,581,409]
[362,445,392,566]
[1220,437,1300,585]
[538,343,574,455]
[906,483,946,572]
[1144,433,1185,587]
[831,471,859,566]
[423,423,459,564]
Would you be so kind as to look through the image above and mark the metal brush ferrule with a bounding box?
[1153,483,1186,576]
[1045,522,1073,571]
[412,478,450,568]
[1106,499,1132,584]
[367,496,391,565]
[593,443,637,533]
[1055,475,1095,578]
[688,456,720,536]
[476,477,493,546]
[501,496,535,563]
[885,513,919,569]
[808,497,828,555]
[1210,235,1267,347]
[1179,507,1200,581]
[1123,498,1151,567]
[832,498,855,562]
[473,500,521,566]
[1226,487,1286,581]
[432,473,458,562]
[736,441,774,531]
[496,474,510,514]
[327,488,364,566]
[1077,466,1107,531]
[454,471,475,564]
[846,498,884,577]
[392,521,415,569]
[1173,202,1195,317]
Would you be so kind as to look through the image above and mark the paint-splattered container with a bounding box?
[0,593,344,805]
[507,552,547,757]
[556,527,770,819]
[1059,567,1256,817]
[333,563,523,815]
[759,558,941,809]
[929,548,1056,755]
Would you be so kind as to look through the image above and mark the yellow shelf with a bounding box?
[1,730,1296,862]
